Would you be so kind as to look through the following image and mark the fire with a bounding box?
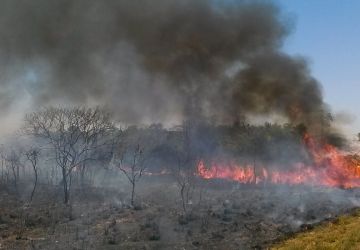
[197,133,360,188]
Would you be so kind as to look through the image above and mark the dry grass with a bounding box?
[272,210,360,250]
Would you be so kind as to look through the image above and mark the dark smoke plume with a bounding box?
[0,0,328,127]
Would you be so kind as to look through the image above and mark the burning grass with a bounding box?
[197,133,360,188]
[272,210,360,250]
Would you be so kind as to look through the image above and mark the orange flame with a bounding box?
[197,133,360,188]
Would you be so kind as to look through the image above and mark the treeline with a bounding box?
[0,106,333,205]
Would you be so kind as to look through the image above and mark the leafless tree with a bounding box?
[115,143,146,207]
[0,147,6,184]
[174,158,196,215]
[23,107,115,204]
[172,121,198,215]
[2,149,23,193]
[25,148,40,203]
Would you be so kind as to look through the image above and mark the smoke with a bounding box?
[0,0,328,129]
[229,53,325,124]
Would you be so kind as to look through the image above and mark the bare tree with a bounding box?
[115,144,146,207]
[0,148,7,185]
[174,158,196,215]
[2,149,23,194]
[25,148,40,203]
[23,107,115,204]
[172,121,198,215]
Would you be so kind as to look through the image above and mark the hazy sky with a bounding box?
[0,0,359,138]
[277,0,360,136]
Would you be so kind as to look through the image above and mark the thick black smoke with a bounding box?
[0,0,328,127]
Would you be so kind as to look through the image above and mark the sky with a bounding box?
[277,0,360,137]
[0,0,359,139]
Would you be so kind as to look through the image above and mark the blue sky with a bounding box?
[276,0,360,136]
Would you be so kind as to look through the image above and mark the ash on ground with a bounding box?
[1,176,359,250]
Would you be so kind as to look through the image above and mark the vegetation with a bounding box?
[0,106,356,249]
[23,107,115,204]
[272,210,360,250]
[0,106,322,207]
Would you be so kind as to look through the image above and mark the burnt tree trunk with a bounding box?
[11,164,18,193]
[62,167,70,204]
[30,167,38,202]
[180,184,187,214]
[131,180,135,207]
[253,158,257,184]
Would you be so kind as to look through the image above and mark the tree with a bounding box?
[112,125,165,207]
[174,156,196,215]
[172,121,198,215]
[23,107,115,204]
[2,149,23,194]
[115,143,146,207]
[25,148,40,203]
[247,127,264,184]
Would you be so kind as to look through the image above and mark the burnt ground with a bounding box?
[1,176,360,250]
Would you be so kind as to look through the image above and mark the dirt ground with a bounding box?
[1,176,360,250]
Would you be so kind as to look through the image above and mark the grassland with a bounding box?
[272,210,360,250]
